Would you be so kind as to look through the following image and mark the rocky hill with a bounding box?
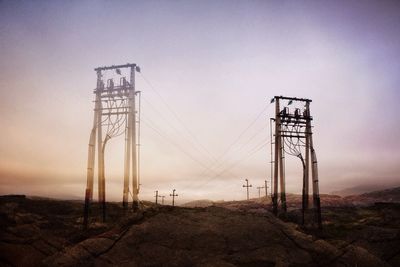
[344,187,400,205]
[180,199,215,208]
[1,189,400,266]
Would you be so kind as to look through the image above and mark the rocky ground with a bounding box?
[0,189,399,267]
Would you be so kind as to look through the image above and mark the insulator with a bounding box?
[120,77,127,87]
[303,109,307,117]
[295,108,300,120]
[107,79,114,90]
[281,107,289,116]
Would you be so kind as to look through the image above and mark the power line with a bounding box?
[199,123,269,178]
[141,113,244,182]
[141,116,212,171]
[141,95,214,165]
[139,73,274,186]
[139,73,276,195]
[139,73,216,162]
[216,104,272,160]
[197,104,272,177]
[215,139,270,178]
[186,138,271,191]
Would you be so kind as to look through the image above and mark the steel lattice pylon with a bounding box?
[270,96,322,229]
[83,63,141,228]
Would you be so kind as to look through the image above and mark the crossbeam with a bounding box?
[95,63,136,71]
[274,95,312,102]
[280,134,307,139]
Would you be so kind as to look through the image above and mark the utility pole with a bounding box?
[242,179,252,200]
[159,195,165,205]
[264,180,269,198]
[170,189,178,206]
[257,186,265,200]
[154,190,159,205]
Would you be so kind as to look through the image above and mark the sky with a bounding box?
[1,0,399,203]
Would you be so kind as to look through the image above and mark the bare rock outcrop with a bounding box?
[44,206,387,267]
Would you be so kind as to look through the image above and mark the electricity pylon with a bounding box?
[83,63,141,228]
[270,96,322,229]
[242,179,252,200]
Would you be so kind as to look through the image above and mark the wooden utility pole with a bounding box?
[154,190,159,205]
[242,179,252,200]
[170,189,178,206]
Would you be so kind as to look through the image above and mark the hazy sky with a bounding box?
[1,0,399,203]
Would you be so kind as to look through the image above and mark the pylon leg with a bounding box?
[130,67,140,212]
[83,188,91,229]
[97,97,105,222]
[310,144,322,229]
[279,137,286,212]
[273,100,280,216]
[123,128,130,209]
[83,101,97,228]
[300,156,306,225]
